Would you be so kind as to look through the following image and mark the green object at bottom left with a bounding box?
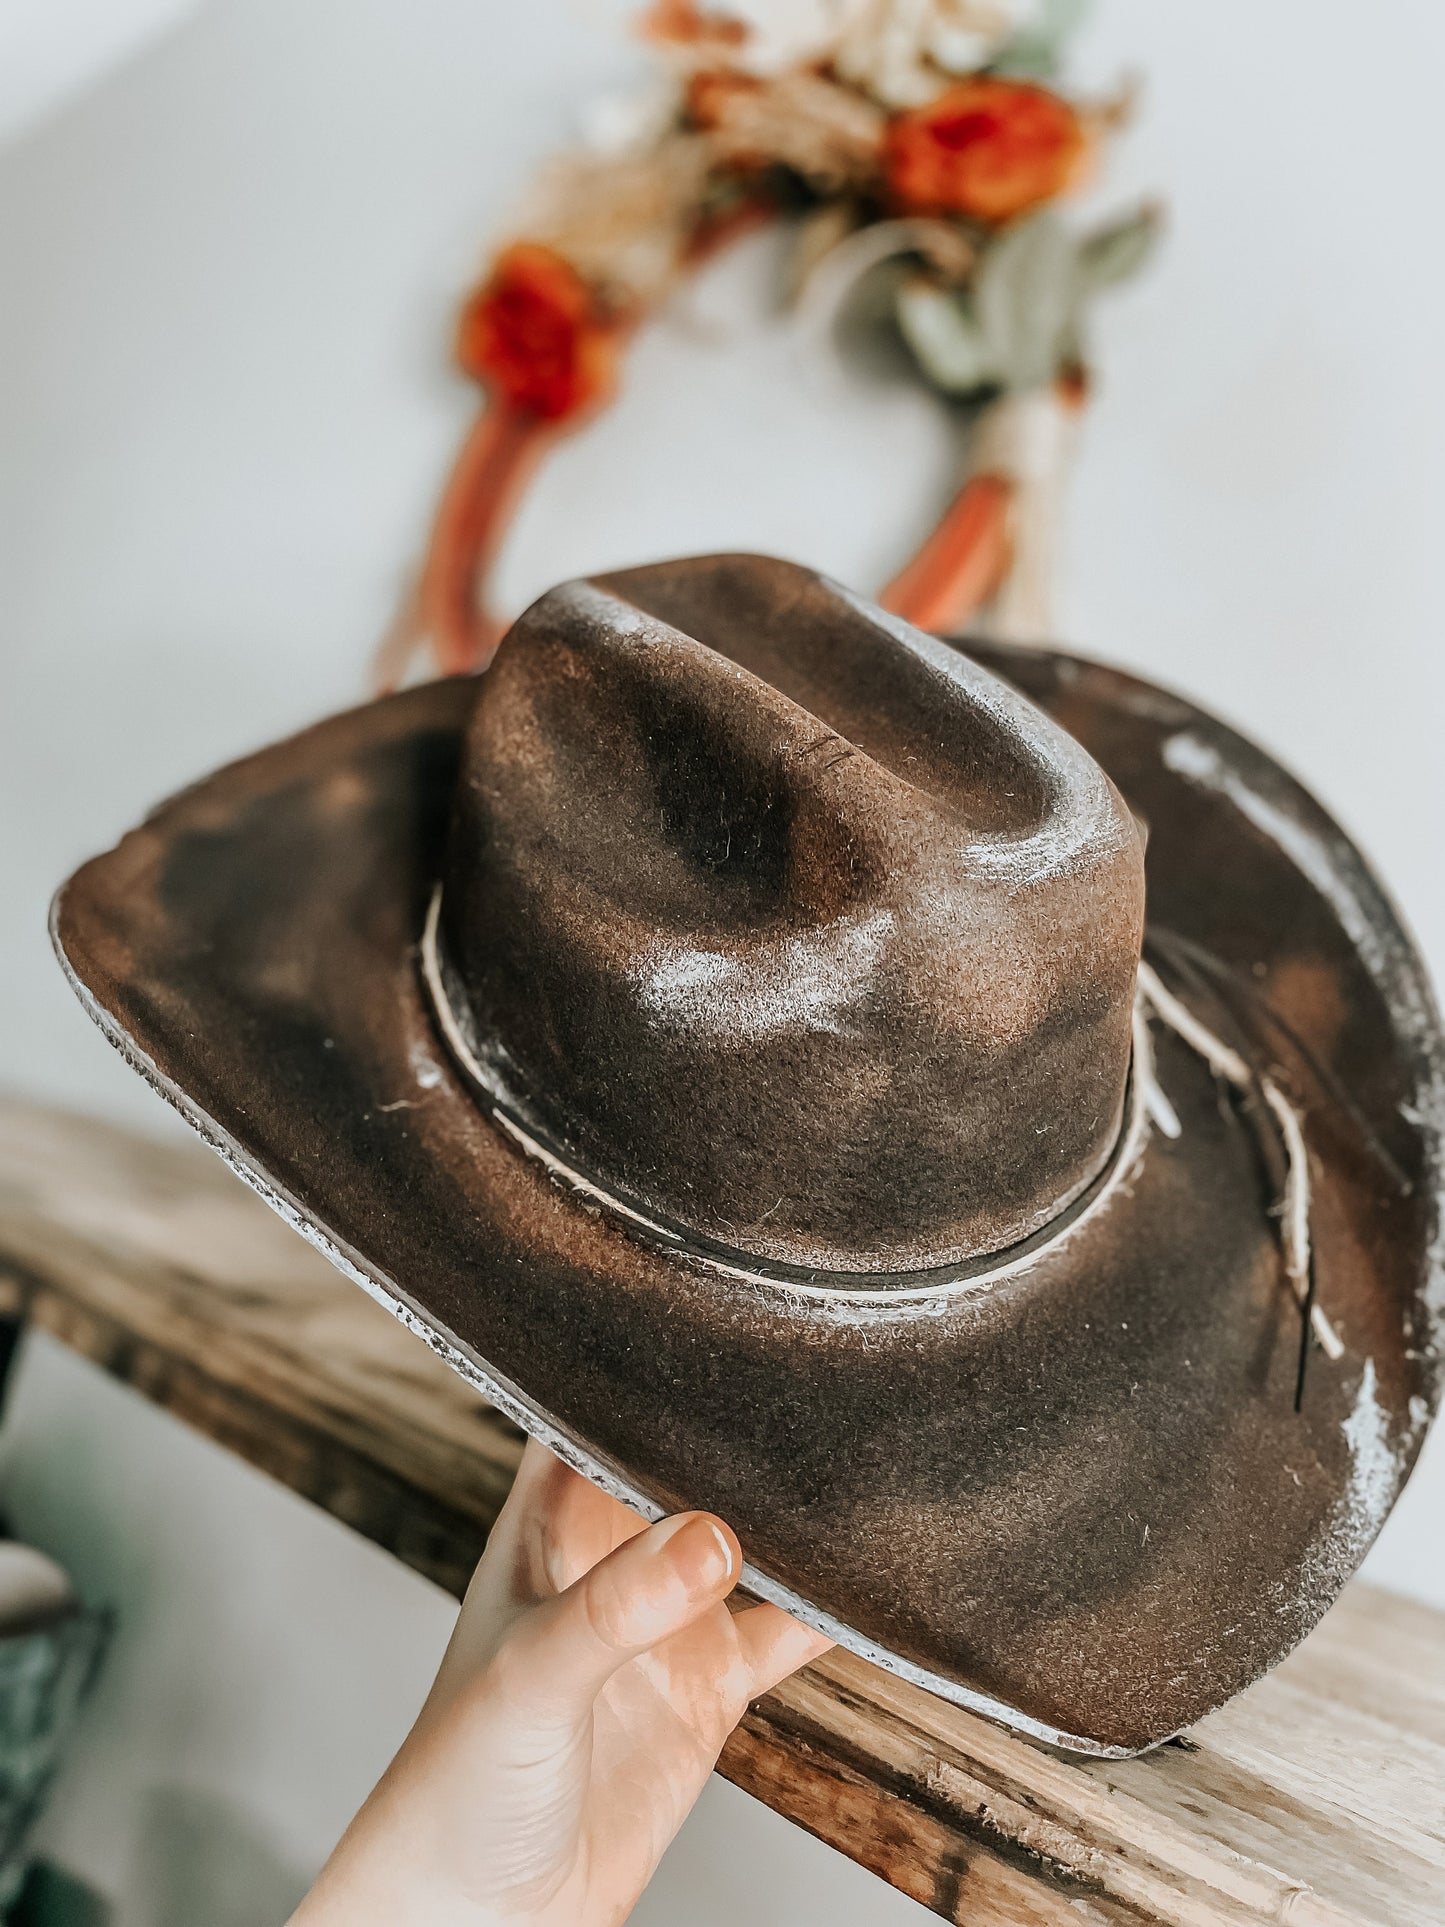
[0,1608,110,1918]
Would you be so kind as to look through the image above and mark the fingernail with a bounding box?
[652,1513,739,1596]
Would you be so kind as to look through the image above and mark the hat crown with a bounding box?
[438,555,1145,1275]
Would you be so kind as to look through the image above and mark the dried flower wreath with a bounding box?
[377,0,1158,687]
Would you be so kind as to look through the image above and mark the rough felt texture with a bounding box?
[51,561,1443,1753]
[443,557,1144,1272]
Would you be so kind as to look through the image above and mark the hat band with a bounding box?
[419,883,1152,1305]
[423,883,1339,1365]
[1135,956,1341,1383]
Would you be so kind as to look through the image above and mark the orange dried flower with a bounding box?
[885,78,1085,224]
[456,243,617,420]
[638,0,747,52]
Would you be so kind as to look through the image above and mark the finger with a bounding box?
[468,1437,565,1589]
[501,1441,653,1598]
[732,1600,835,1697]
[423,1441,585,1709]
[533,1459,652,1594]
[513,1433,573,1501]
[495,1511,741,1732]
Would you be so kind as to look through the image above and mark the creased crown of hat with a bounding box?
[429,555,1145,1275]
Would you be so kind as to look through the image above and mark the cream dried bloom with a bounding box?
[646,0,1029,102]
[513,133,716,311]
[710,0,846,75]
[700,70,886,191]
[832,0,1033,106]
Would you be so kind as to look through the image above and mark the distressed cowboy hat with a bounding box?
[53,554,1442,1756]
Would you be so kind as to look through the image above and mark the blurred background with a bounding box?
[2,1,1443,1920]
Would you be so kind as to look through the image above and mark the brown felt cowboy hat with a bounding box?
[52,554,1442,1756]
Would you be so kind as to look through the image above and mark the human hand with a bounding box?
[290,1437,833,1927]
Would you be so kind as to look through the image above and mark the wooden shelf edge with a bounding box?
[2,1096,1442,1926]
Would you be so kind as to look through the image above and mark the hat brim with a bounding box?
[52,642,1442,1756]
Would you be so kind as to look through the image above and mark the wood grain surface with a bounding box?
[1,1096,1441,1925]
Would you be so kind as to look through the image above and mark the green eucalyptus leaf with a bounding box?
[895,280,997,396]
[974,210,1082,391]
[990,0,1092,80]
[1077,205,1162,291]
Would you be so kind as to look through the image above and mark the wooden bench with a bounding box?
[0,1096,1440,1925]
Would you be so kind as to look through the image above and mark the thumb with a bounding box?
[494,1510,740,1732]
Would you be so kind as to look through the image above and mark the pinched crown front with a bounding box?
[436,554,1145,1275]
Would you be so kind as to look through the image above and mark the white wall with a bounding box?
[0,1,1441,1917]
[0,0,207,143]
